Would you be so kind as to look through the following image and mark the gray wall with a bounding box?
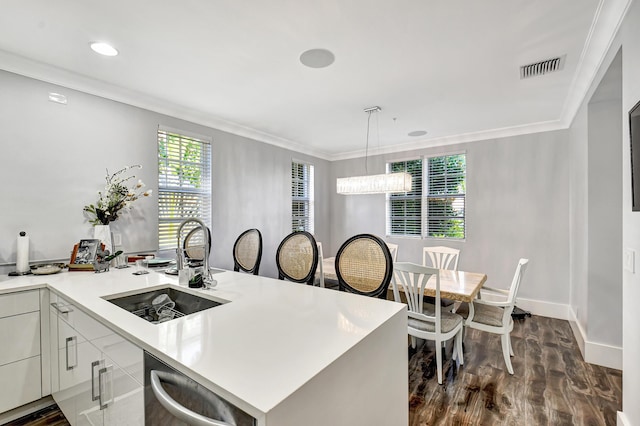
[330,131,571,304]
[568,50,623,349]
[621,2,640,422]
[587,91,622,345]
[569,100,589,336]
[0,70,330,278]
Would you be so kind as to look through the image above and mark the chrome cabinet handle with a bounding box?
[150,370,232,426]
[51,302,73,314]
[98,365,113,410]
[91,360,103,401]
[65,336,77,370]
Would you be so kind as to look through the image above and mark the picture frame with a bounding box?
[70,239,102,265]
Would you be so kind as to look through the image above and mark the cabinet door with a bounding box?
[103,360,144,426]
[55,318,104,426]
[0,291,41,414]
[74,356,143,426]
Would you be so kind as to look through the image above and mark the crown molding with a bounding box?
[1,0,630,166]
[558,0,632,129]
[0,50,334,161]
[327,120,565,161]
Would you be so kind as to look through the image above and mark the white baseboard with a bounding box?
[618,411,630,426]
[567,307,622,370]
[504,298,622,370]
[515,297,571,320]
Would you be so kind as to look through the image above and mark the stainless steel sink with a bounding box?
[105,286,223,324]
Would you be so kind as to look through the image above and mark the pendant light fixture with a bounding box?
[336,106,412,195]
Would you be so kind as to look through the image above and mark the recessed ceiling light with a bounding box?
[408,130,428,137]
[90,42,118,56]
[300,49,335,68]
[48,92,67,104]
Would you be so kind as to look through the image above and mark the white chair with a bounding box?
[391,262,464,384]
[423,246,460,311]
[386,242,399,262]
[457,258,529,375]
[422,246,460,270]
[315,241,325,288]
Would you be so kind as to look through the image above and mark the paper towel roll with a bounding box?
[16,231,30,273]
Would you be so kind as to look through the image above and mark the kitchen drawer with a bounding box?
[0,356,42,413]
[51,294,112,343]
[0,290,39,319]
[0,311,40,366]
[93,333,143,385]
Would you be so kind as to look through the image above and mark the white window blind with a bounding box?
[425,154,466,239]
[158,129,212,251]
[292,161,314,233]
[386,159,423,236]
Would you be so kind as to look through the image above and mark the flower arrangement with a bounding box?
[83,165,153,226]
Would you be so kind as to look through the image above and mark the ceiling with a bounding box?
[0,0,628,160]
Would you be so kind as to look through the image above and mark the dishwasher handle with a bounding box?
[150,370,233,426]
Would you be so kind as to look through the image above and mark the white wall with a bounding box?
[587,95,622,347]
[329,131,571,311]
[567,35,624,371]
[569,100,589,345]
[620,1,640,423]
[0,70,331,279]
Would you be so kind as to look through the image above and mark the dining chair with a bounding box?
[386,242,399,262]
[182,225,212,266]
[232,228,262,275]
[276,231,319,285]
[456,258,529,375]
[422,246,460,311]
[315,241,325,287]
[392,262,464,385]
[335,234,393,299]
[422,246,460,270]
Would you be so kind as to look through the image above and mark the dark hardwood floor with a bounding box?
[409,315,622,425]
[7,316,621,426]
[5,404,70,426]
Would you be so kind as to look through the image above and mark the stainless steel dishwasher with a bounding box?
[144,352,256,426]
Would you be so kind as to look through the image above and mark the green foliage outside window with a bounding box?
[387,154,466,239]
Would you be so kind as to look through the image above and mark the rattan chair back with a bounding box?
[276,231,319,285]
[182,226,212,262]
[233,228,262,275]
[335,234,393,299]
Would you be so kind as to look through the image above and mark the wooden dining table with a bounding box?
[322,257,487,303]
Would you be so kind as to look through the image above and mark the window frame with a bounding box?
[386,158,423,238]
[385,151,466,240]
[157,126,212,251]
[424,152,466,240]
[291,160,314,233]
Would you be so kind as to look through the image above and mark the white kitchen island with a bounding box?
[0,267,408,425]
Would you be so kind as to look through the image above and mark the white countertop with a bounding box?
[0,267,404,418]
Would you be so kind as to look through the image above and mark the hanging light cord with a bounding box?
[364,110,373,174]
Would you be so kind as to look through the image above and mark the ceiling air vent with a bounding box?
[520,55,565,79]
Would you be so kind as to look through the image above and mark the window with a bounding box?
[426,154,466,239]
[292,161,314,233]
[158,128,212,250]
[387,159,423,236]
[386,153,466,239]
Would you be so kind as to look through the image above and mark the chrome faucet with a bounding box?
[176,218,215,288]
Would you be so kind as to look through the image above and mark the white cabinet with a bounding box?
[50,293,143,426]
[0,290,42,414]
